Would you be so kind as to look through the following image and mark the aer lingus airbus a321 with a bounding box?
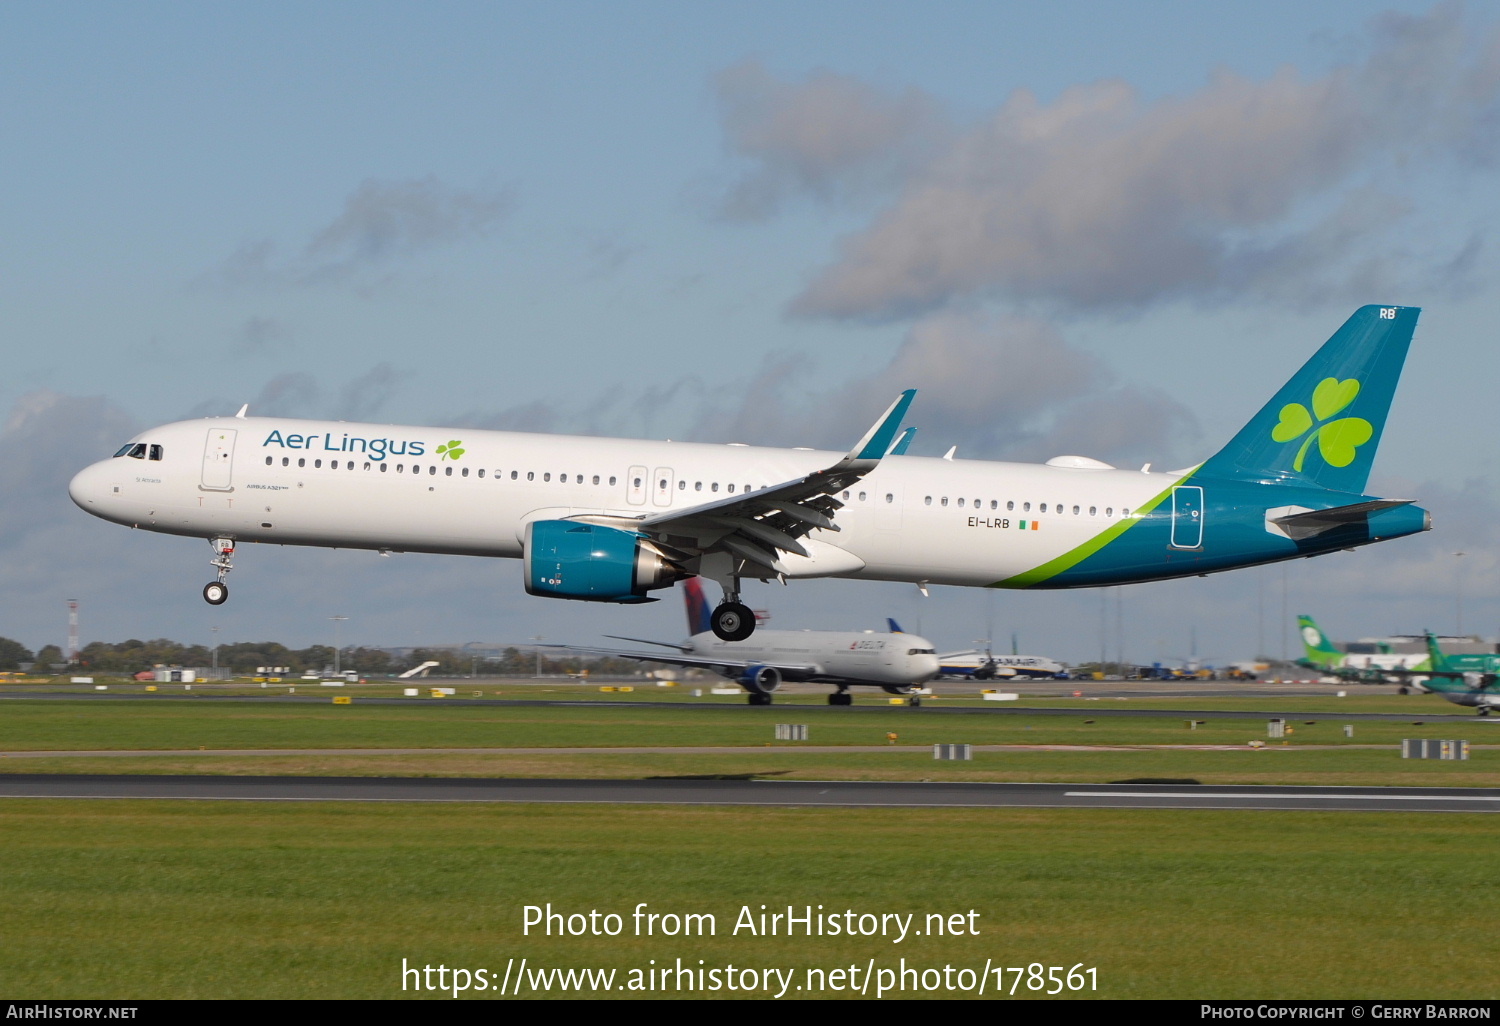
[70,306,1428,641]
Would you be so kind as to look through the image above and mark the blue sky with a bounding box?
[3,1,1498,665]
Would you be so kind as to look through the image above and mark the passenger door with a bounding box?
[201,428,236,491]
[1170,485,1203,549]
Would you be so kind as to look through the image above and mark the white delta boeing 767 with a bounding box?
[567,578,941,705]
[70,306,1428,646]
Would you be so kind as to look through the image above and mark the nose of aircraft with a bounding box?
[68,460,113,513]
[912,651,940,682]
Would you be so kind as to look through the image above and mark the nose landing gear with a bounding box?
[203,537,235,605]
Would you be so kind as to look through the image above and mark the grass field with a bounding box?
[2,798,1496,999]
[0,694,1489,749]
[0,696,1494,786]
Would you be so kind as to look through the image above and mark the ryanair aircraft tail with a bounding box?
[1198,306,1419,493]
[1298,615,1344,670]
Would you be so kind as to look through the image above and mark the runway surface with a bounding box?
[3,773,1498,812]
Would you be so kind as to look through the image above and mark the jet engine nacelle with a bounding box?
[741,665,782,694]
[524,520,684,603]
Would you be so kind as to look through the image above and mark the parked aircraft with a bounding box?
[570,578,940,704]
[885,620,1064,680]
[1413,632,1500,714]
[69,307,1428,642]
[1295,614,1431,683]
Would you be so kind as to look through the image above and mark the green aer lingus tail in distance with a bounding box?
[1296,614,1431,683]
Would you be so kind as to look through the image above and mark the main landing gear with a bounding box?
[203,537,235,606]
[711,591,755,643]
[828,690,853,706]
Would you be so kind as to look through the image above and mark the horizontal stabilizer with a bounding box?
[1270,499,1414,541]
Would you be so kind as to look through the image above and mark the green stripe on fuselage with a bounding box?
[991,471,1192,588]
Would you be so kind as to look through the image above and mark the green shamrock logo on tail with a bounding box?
[1271,378,1372,471]
[436,439,466,461]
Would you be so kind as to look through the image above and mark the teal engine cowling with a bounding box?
[524,520,685,603]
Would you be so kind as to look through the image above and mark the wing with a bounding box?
[629,390,916,580]
[562,644,818,678]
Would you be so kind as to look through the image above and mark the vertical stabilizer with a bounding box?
[1423,631,1451,673]
[1199,306,1419,492]
[683,578,713,636]
[1298,615,1344,669]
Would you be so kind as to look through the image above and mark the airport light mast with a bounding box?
[65,599,79,664]
[330,616,349,676]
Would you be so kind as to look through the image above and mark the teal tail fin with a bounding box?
[1423,631,1450,673]
[1199,306,1419,493]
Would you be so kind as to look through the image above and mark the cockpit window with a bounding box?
[907,648,935,655]
[114,443,148,460]
[148,445,164,461]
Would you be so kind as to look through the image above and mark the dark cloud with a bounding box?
[713,7,1500,319]
[0,392,137,544]
[232,315,290,355]
[179,365,399,422]
[334,363,400,423]
[199,176,514,290]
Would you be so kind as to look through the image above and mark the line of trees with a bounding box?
[0,635,651,677]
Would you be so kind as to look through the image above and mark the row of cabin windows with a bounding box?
[923,495,1130,518]
[263,455,633,487]
[114,443,164,461]
[257,456,1134,517]
[832,487,1133,519]
[630,477,756,494]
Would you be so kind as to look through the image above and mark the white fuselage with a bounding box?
[68,415,1181,588]
[938,651,1067,678]
[684,629,940,686]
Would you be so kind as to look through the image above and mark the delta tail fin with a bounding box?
[1198,306,1419,493]
[1298,615,1344,670]
[683,577,713,636]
